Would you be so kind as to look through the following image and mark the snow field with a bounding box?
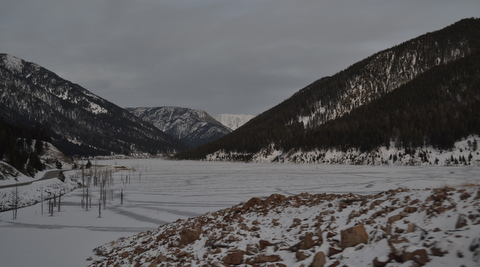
[0,159,479,266]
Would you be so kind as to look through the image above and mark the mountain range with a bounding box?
[0,53,186,157]
[1,18,479,165]
[176,18,480,164]
[126,107,232,147]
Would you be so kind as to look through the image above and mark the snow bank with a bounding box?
[207,135,480,166]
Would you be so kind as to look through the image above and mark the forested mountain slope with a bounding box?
[127,107,231,147]
[0,54,186,157]
[176,18,480,163]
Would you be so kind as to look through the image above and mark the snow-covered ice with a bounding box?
[0,159,479,266]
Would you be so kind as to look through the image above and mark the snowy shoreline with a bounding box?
[0,159,479,266]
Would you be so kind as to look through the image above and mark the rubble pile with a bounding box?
[90,185,480,266]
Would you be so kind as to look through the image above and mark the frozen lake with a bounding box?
[0,159,479,266]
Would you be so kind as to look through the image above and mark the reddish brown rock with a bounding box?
[430,246,448,257]
[247,254,282,264]
[223,250,245,265]
[295,251,310,261]
[460,192,471,200]
[134,246,146,255]
[340,224,369,249]
[406,223,417,233]
[311,251,326,267]
[387,237,410,260]
[155,253,168,263]
[373,256,390,267]
[455,214,468,229]
[329,246,343,256]
[403,248,429,265]
[289,232,319,251]
[179,227,202,246]
[403,206,418,213]
[259,240,272,250]
[246,243,259,255]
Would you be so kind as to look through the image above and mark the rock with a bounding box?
[259,240,272,250]
[329,245,343,256]
[179,227,202,245]
[406,223,417,233]
[388,237,410,260]
[403,206,418,213]
[247,254,282,264]
[470,236,480,262]
[403,248,429,265]
[311,251,326,267]
[134,246,146,255]
[289,232,319,251]
[340,224,368,249]
[156,253,168,263]
[455,214,468,229]
[295,251,310,261]
[223,250,245,265]
[430,241,448,257]
[246,243,259,255]
[373,255,390,267]
[326,232,336,238]
[387,214,403,224]
[460,191,471,200]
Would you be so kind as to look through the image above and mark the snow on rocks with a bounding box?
[90,185,480,266]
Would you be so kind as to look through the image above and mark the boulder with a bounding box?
[223,250,245,265]
[340,224,368,249]
[259,239,272,250]
[403,248,429,265]
[295,251,310,261]
[290,232,318,251]
[373,255,390,267]
[179,227,202,246]
[311,251,326,267]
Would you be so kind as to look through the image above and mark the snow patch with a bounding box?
[2,54,24,73]
[89,102,108,114]
[215,113,255,130]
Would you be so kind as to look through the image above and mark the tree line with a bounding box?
[0,116,51,176]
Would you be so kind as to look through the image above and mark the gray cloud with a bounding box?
[1,0,478,115]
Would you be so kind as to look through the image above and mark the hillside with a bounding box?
[0,54,186,157]
[176,18,480,163]
[127,107,231,147]
[90,185,480,266]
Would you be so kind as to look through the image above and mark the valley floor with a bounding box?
[0,159,479,266]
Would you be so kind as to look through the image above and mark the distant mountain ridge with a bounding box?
[0,54,186,156]
[127,107,231,147]
[176,18,480,164]
[215,114,255,131]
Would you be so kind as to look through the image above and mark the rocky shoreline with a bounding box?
[90,185,480,266]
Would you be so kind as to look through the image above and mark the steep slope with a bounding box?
[215,114,255,131]
[0,54,186,156]
[127,107,231,147]
[176,18,480,162]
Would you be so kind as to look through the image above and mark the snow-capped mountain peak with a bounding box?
[127,107,231,147]
[215,113,255,130]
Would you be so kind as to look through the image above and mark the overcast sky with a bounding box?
[1,1,478,116]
